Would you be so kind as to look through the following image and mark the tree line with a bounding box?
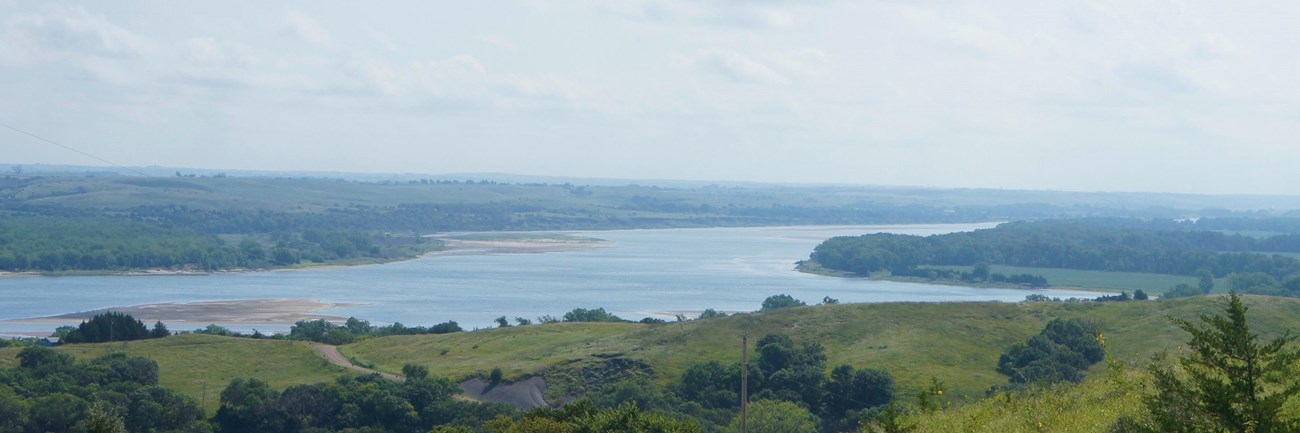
[0,216,428,272]
[808,218,1300,283]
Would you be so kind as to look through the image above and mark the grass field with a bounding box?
[7,295,1299,419]
[345,295,1300,401]
[923,264,1211,292]
[0,333,349,414]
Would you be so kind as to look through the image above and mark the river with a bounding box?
[0,223,1101,334]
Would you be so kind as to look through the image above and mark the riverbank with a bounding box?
[795,261,1118,294]
[1,234,605,277]
[3,298,355,327]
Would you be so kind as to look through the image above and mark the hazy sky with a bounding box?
[1,1,1298,194]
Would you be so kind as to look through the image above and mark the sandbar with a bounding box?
[426,238,605,256]
[3,298,356,325]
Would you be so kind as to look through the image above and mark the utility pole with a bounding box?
[741,331,749,433]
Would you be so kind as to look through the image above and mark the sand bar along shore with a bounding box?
[3,298,356,325]
[426,236,605,256]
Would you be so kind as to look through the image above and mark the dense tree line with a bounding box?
[287,318,463,345]
[0,348,207,433]
[214,374,516,433]
[576,333,896,433]
[0,216,237,271]
[0,216,428,272]
[808,218,1300,282]
[60,312,170,344]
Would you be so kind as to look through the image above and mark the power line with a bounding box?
[0,120,148,176]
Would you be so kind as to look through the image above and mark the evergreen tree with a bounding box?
[1142,292,1300,433]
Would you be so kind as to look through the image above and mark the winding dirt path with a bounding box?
[312,344,491,404]
[312,344,405,381]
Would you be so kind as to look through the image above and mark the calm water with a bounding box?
[0,224,1100,333]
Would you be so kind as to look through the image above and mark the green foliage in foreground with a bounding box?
[1,348,208,433]
[0,333,350,415]
[1137,292,1300,433]
[487,400,700,433]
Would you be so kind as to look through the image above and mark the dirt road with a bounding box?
[312,344,405,381]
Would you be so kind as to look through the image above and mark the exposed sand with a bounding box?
[427,238,605,256]
[3,298,356,325]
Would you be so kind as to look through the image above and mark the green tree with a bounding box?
[150,321,170,338]
[562,308,623,322]
[1198,269,1216,293]
[0,387,28,433]
[403,364,430,381]
[1142,292,1300,433]
[63,311,151,343]
[997,318,1103,384]
[760,294,806,311]
[730,399,819,433]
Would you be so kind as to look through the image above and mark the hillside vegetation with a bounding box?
[0,333,348,414]
[344,295,1300,400]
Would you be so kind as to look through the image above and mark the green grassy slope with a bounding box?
[346,295,1300,400]
[908,371,1145,433]
[6,295,1296,417]
[0,333,349,414]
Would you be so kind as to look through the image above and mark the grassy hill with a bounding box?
[0,333,348,414]
[6,295,1298,419]
[907,371,1145,433]
[344,295,1300,401]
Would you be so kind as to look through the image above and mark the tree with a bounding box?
[214,378,286,433]
[0,387,27,433]
[1142,292,1300,433]
[825,365,894,417]
[562,307,623,322]
[403,364,429,381]
[494,316,511,328]
[150,321,170,338]
[730,399,819,433]
[997,318,1103,384]
[63,311,151,343]
[1198,269,1216,293]
[760,294,806,311]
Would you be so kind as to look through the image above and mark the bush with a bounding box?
[761,294,806,311]
[562,308,624,322]
[997,318,1103,383]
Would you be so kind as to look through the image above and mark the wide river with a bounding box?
[0,223,1101,334]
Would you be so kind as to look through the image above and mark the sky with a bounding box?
[1,1,1298,195]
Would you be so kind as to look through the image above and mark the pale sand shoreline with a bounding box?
[3,298,357,325]
[0,237,605,279]
[424,238,606,256]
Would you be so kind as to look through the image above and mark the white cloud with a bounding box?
[687,49,787,84]
[0,6,148,63]
[3,1,1299,195]
[285,11,331,47]
[367,27,397,51]
[480,34,518,51]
